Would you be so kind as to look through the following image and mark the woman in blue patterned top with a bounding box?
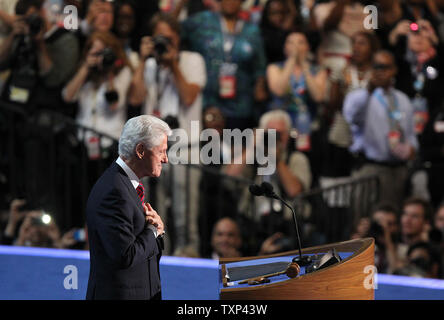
[266,32,327,151]
[181,0,267,130]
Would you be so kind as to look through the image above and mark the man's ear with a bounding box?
[135,143,145,160]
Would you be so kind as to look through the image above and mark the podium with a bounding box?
[219,238,375,300]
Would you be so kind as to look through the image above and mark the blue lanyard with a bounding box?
[413,72,425,93]
[290,73,306,98]
[374,89,402,122]
[219,15,244,62]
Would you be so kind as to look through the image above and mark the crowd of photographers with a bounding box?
[1,0,444,279]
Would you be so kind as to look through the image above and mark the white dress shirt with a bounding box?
[143,51,206,146]
[115,157,158,237]
[343,87,418,162]
[64,67,132,149]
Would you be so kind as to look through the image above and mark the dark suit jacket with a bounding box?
[86,162,163,300]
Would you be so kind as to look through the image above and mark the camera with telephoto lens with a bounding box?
[5,15,43,104]
[100,47,117,70]
[152,35,172,57]
[25,13,44,37]
[91,48,119,104]
[163,115,179,130]
[105,89,119,104]
[90,47,116,75]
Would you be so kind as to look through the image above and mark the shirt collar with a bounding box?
[375,86,395,97]
[116,157,140,189]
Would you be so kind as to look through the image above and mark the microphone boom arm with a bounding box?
[249,182,312,266]
[269,192,312,266]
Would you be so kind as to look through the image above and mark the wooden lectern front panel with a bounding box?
[220,238,375,300]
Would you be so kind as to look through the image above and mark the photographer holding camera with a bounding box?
[62,31,131,162]
[1,198,64,249]
[0,0,79,110]
[128,12,206,255]
[128,12,206,135]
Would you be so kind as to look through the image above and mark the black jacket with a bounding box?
[393,36,444,113]
[86,162,163,300]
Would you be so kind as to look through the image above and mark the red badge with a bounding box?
[219,75,236,99]
[414,111,429,134]
[86,136,101,160]
[296,134,311,151]
[388,130,401,148]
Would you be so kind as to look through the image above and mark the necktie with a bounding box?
[136,182,145,204]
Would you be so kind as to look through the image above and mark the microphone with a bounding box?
[249,182,312,267]
[248,184,264,197]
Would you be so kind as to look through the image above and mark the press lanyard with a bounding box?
[90,87,99,128]
[413,69,425,94]
[155,65,171,106]
[288,72,307,114]
[290,72,306,98]
[374,89,401,130]
[220,15,244,62]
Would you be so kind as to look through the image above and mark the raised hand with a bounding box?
[139,36,154,61]
[143,202,164,236]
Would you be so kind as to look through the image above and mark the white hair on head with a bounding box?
[259,109,292,131]
[118,115,172,159]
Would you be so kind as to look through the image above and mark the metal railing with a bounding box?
[0,101,380,256]
[0,101,119,229]
[294,174,380,245]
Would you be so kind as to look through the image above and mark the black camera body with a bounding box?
[152,35,172,57]
[25,13,44,36]
[97,48,119,105]
[105,90,119,104]
[163,115,179,130]
[101,47,117,70]
[31,216,45,226]
[90,47,117,75]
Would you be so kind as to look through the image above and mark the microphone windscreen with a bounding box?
[261,181,274,196]
[249,184,264,196]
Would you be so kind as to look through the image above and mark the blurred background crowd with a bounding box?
[1,0,444,280]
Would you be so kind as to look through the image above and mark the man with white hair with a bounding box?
[86,115,171,300]
[235,110,312,254]
[257,109,312,199]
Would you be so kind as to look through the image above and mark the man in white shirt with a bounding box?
[344,50,418,206]
[129,12,206,255]
[129,12,206,140]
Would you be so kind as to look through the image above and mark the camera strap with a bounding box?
[154,62,174,117]
[44,26,66,44]
[218,16,243,99]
